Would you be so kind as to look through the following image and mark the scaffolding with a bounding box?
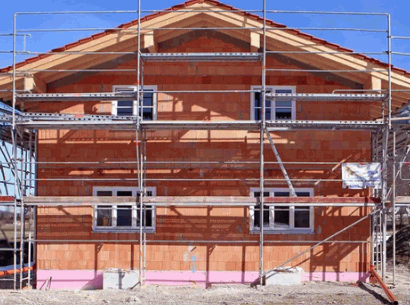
[0,0,409,290]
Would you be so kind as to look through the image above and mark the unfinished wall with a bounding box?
[36,205,370,288]
[34,32,373,289]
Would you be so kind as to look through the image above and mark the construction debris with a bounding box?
[387,225,410,268]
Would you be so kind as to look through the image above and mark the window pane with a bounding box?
[254,192,270,198]
[139,91,154,120]
[117,100,134,116]
[255,108,261,120]
[253,206,260,228]
[265,109,272,120]
[263,206,269,227]
[275,89,292,94]
[144,205,153,227]
[275,191,290,197]
[275,108,292,120]
[118,101,133,107]
[253,205,269,228]
[296,192,310,197]
[117,191,133,197]
[274,207,290,228]
[276,101,292,107]
[255,92,261,107]
[295,208,310,228]
[96,205,112,227]
[142,108,153,120]
[117,108,133,116]
[143,92,153,107]
[97,191,112,196]
[137,205,153,228]
[117,206,132,227]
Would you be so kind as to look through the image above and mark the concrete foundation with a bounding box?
[36,270,370,289]
[103,269,140,290]
[265,267,303,285]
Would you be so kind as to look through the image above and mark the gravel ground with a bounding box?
[0,279,409,305]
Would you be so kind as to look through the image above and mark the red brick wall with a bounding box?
[35,32,372,274]
[36,206,370,272]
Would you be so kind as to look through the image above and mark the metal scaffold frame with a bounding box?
[0,0,409,291]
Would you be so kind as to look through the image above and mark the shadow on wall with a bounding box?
[36,206,370,288]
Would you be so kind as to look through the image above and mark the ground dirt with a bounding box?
[0,272,409,305]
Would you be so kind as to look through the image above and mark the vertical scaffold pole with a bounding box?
[33,131,38,267]
[392,130,396,284]
[27,232,31,287]
[141,60,147,284]
[387,14,392,129]
[383,14,396,283]
[381,125,388,282]
[12,13,18,291]
[19,157,25,289]
[136,0,143,287]
[143,129,147,284]
[259,0,266,285]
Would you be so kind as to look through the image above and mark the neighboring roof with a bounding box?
[0,0,409,77]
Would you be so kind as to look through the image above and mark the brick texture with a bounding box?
[35,32,372,274]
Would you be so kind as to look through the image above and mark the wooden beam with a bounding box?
[40,38,139,84]
[0,5,204,88]
[143,31,157,53]
[250,32,260,52]
[200,3,410,88]
[155,15,252,46]
[24,75,47,93]
[364,72,382,91]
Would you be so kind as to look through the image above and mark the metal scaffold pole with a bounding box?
[392,130,396,285]
[136,0,143,287]
[11,13,18,291]
[143,128,147,284]
[381,126,388,282]
[19,156,24,289]
[141,59,147,285]
[381,14,392,283]
[387,14,392,129]
[259,0,266,285]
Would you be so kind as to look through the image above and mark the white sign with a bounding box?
[342,163,381,189]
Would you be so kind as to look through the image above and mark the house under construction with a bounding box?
[0,0,409,291]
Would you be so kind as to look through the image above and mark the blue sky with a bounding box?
[0,0,410,69]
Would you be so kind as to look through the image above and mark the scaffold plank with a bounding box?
[13,118,385,130]
[24,196,379,206]
[16,92,387,103]
[265,93,387,101]
[395,196,410,203]
[16,92,140,102]
[140,52,263,61]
